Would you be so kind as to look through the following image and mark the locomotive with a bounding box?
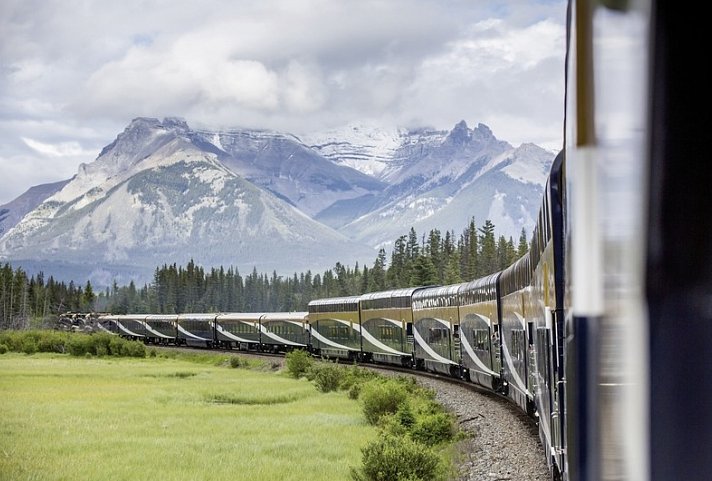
[100,1,711,480]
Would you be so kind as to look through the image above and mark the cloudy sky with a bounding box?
[0,0,566,205]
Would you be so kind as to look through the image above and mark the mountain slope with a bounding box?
[339,135,554,246]
[0,179,71,237]
[191,128,385,217]
[0,122,376,283]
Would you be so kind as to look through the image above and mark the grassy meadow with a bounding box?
[0,352,376,481]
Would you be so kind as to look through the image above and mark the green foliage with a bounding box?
[0,330,145,358]
[0,344,8,354]
[229,356,243,368]
[310,362,344,393]
[21,337,37,355]
[351,433,441,481]
[410,412,456,446]
[360,379,409,425]
[285,349,313,378]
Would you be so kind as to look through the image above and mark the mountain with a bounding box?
[341,140,554,248]
[314,121,554,245]
[190,127,385,217]
[0,117,555,286]
[0,179,71,237]
[0,118,377,285]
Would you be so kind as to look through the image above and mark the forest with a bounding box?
[0,218,527,329]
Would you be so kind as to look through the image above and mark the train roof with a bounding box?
[216,312,263,321]
[260,312,308,321]
[460,273,500,293]
[359,287,425,301]
[176,313,218,320]
[412,283,465,300]
[308,295,361,307]
[145,314,179,321]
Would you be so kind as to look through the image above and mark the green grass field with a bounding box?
[0,353,376,481]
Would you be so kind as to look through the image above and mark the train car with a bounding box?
[457,273,501,390]
[528,153,567,479]
[112,314,147,341]
[411,284,463,377]
[359,288,424,366]
[259,312,309,353]
[144,314,177,345]
[97,314,120,335]
[561,1,712,480]
[214,313,262,350]
[307,296,362,360]
[498,253,535,415]
[176,313,216,347]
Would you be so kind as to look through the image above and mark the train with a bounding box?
[99,1,710,480]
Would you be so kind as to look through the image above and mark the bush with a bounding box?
[410,412,456,446]
[352,433,441,481]
[360,379,408,425]
[229,356,242,368]
[285,349,313,378]
[0,343,8,354]
[36,331,67,353]
[122,340,146,358]
[21,337,38,355]
[310,362,344,393]
[109,337,125,356]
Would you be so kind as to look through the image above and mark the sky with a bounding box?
[0,0,567,205]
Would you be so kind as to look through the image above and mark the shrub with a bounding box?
[36,331,67,353]
[310,362,344,393]
[285,349,313,378]
[352,433,441,481]
[0,343,8,354]
[360,379,408,425]
[410,412,456,446]
[149,348,158,358]
[21,337,38,355]
[109,337,125,356]
[122,340,146,358]
[229,356,242,368]
[340,364,378,391]
[395,402,416,429]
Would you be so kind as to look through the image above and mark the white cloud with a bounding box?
[21,137,94,157]
[0,0,567,203]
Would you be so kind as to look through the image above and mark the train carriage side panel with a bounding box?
[114,314,147,341]
[529,152,567,478]
[259,312,309,352]
[176,313,216,347]
[307,296,362,361]
[215,313,262,350]
[412,284,463,377]
[144,314,178,345]
[457,274,501,390]
[359,287,424,366]
[498,254,535,415]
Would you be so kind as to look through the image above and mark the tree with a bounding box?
[369,249,387,292]
[518,228,529,257]
[82,281,96,311]
[478,220,498,276]
[410,255,438,287]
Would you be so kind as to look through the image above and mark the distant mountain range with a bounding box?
[0,117,555,286]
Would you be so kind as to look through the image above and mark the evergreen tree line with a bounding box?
[0,217,528,323]
[103,218,528,314]
[0,264,95,330]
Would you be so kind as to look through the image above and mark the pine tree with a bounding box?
[82,280,96,311]
[410,255,438,287]
[478,219,498,276]
[518,228,529,257]
[368,249,387,292]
